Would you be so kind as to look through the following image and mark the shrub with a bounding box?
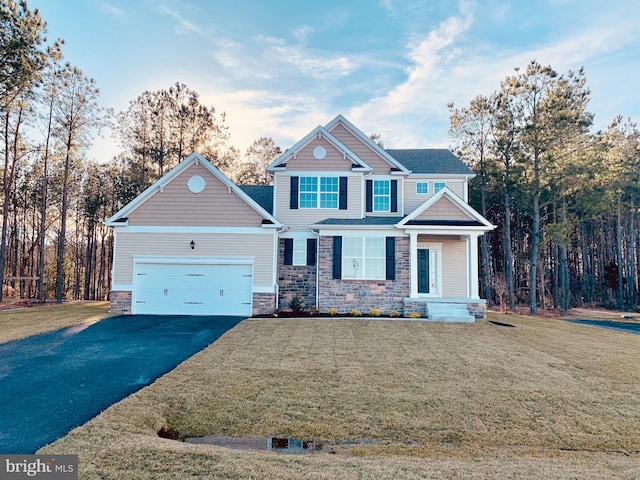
[327,308,338,316]
[350,309,362,316]
[369,309,381,317]
[409,312,421,318]
[389,310,400,317]
[288,295,305,314]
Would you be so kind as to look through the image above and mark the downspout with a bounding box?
[313,229,320,312]
[274,226,286,311]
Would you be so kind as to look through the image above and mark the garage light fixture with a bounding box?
[190,240,195,250]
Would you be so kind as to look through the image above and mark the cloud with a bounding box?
[97,1,127,21]
[346,0,640,149]
[158,5,200,36]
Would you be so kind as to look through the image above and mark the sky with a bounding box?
[28,0,640,163]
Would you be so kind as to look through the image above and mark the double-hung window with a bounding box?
[299,176,338,209]
[299,177,318,208]
[320,177,339,208]
[342,237,386,279]
[292,238,307,265]
[434,181,446,193]
[373,180,390,212]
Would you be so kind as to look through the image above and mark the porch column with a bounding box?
[468,233,480,299]
[409,232,418,298]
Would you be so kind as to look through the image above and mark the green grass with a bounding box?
[39,313,640,479]
[0,301,110,343]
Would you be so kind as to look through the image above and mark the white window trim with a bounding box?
[372,179,391,212]
[292,238,307,266]
[341,236,386,280]
[299,175,339,209]
[416,182,429,194]
[409,237,443,298]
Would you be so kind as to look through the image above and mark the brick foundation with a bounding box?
[109,290,132,315]
[252,292,277,316]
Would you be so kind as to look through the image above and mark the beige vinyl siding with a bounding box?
[404,180,465,213]
[419,234,468,298]
[127,163,265,227]
[284,137,357,171]
[274,173,363,228]
[442,239,468,297]
[112,231,275,287]
[328,123,395,174]
[415,196,473,221]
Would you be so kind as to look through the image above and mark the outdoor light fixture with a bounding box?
[190,240,195,250]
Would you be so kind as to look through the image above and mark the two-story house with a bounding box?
[106,115,494,321]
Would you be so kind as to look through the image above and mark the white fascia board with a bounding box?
[324,114,410,173]
[399,225,495,234]
[279,231,319,239]
[407,173,476,180]
[117,226,277,234]
[313,226,405,236]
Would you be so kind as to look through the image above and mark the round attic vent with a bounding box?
[187,175,206,193]
[312,146,326,160]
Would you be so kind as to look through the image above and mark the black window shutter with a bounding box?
[283,238,293,265]
[290,176,299,209]
[339,177,348,210]
[391,180,398,212]
[332,236,342,279]
[365,180,373,212]
[306,238,317,266]
[385,237,395,280]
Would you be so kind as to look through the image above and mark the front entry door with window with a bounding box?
[417,244,440,296]
[418,249,430,293]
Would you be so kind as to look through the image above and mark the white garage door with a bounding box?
[133,262,253,316]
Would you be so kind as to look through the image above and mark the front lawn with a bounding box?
[40,314,640,479]
[0,301,110,344]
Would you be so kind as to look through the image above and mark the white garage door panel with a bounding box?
[133,263,253,316]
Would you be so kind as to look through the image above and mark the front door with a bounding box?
[418,249,430,294]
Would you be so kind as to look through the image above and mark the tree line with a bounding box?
[449,61,640,313]
[2,1,638,312]
[0,0,280,303]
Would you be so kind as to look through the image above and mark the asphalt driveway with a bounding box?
[0,314,244,453]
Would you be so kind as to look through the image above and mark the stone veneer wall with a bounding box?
[252,292,277,316]
[110,290,131,315]
[317,236,410,314]
[277,239,317,311]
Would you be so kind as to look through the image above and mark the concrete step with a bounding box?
[426,303,475,323]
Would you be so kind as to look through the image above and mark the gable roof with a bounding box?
[239,185,273,214]
[325,114,410,174]
[396,186,494,231]
[105,152,281,227]
[386,149,474,175]
[266,125,371,171]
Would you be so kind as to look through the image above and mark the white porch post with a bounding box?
[468,233,480,299]
[409,232,418,298]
